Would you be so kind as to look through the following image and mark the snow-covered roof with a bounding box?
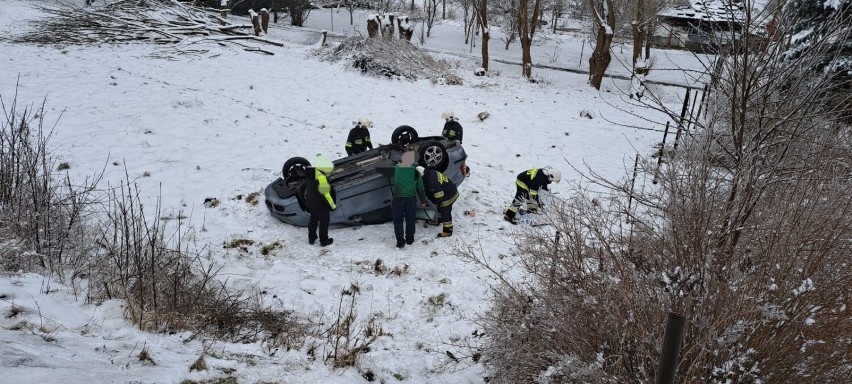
[658,0,752,23]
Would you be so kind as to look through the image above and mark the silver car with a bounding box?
[264,125,470,226]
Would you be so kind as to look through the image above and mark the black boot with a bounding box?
[320,238,333,246]
[503,213,518,225]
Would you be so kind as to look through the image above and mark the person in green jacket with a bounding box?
[305,154,336,246]
[392,151,427,248]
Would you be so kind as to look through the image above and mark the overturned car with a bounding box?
[264,125,470,226]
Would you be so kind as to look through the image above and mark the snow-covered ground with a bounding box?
[0,1,697,383]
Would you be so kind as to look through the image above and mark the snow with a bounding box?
[824,0,845,10]
[0,1,696,383]
[793,278,815,296]
[658,0,772,24]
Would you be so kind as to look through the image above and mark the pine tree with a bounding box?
[784,0,851,121]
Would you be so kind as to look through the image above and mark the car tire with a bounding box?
[391,125,419,146]
[282,157,311,182]
[418,140,449,172]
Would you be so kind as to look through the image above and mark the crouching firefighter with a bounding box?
[305,154,337,246]
[417,166,459,237]
[503,166,561,225]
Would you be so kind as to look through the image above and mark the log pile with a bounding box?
[6,0,282,54]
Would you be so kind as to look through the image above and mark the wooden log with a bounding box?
[249,9,262,36]
[367,16,379,38]
[381,14,395,40]
[260,9,269,33]
[397,16,413,41]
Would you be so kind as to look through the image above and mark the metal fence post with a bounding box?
[655,312,686,384]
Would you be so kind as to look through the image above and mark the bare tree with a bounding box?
[497,0,519,50]
[424,0,438,37]
[462,0,477,44]
[588,0,615,89]
[517,0,542,78]
[284,0,313,26]
[472,0,491,71]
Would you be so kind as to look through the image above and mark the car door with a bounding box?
[337,166,395,225]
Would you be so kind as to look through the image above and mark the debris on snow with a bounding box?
[317,36,462,84]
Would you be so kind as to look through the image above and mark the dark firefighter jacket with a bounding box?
[423,169,459,207]
[516,168,550,198]
[441,121,463,143]
[345,126,373,155]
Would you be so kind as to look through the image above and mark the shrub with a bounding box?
[467,5,852,381]
[0,90,98,286]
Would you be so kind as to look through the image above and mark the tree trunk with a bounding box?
[473,0,490,71]
[588,0,615,89]
[631,0,646,69]
[481,30,490,71]
[518,0,541,79]
[521,36,533,78]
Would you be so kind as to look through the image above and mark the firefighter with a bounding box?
[305,154,336,246]
[345,117,374,155]
[417,166,459,237]
[441,110,463,144]
[503,167,561,225]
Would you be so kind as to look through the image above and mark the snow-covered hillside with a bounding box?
[0,1,689,383]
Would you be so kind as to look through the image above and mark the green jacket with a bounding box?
[393,164,426,201]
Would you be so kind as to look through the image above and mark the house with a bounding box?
[652,0,770,52]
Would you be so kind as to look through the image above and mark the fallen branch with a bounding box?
[8,0,282,54]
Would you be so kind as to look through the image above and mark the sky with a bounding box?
[0,1,700,383]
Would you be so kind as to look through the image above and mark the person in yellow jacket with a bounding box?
[305,154,336,246]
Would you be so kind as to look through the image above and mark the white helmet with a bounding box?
[356,117,373,128]
[415,166,425,176]
[542,167,561,183]
[441,110,457,121]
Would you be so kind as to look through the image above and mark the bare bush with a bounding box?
[87,176,306,348]
[469,4,852,383]
[322,286,383,368]
[1,87,308,355]
[0,87,100,287]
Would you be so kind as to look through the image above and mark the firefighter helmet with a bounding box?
[543,167,561,183]
[356,117,373,128]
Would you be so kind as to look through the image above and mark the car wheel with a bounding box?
[282,157,311,182]
[418,141,449,171]
[391,125,419,146]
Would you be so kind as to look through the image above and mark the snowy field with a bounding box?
[0,1,699,383]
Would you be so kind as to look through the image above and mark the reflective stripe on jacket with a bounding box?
[516,168,550,195]
[424,170,459,207]
[316,169,335,209]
